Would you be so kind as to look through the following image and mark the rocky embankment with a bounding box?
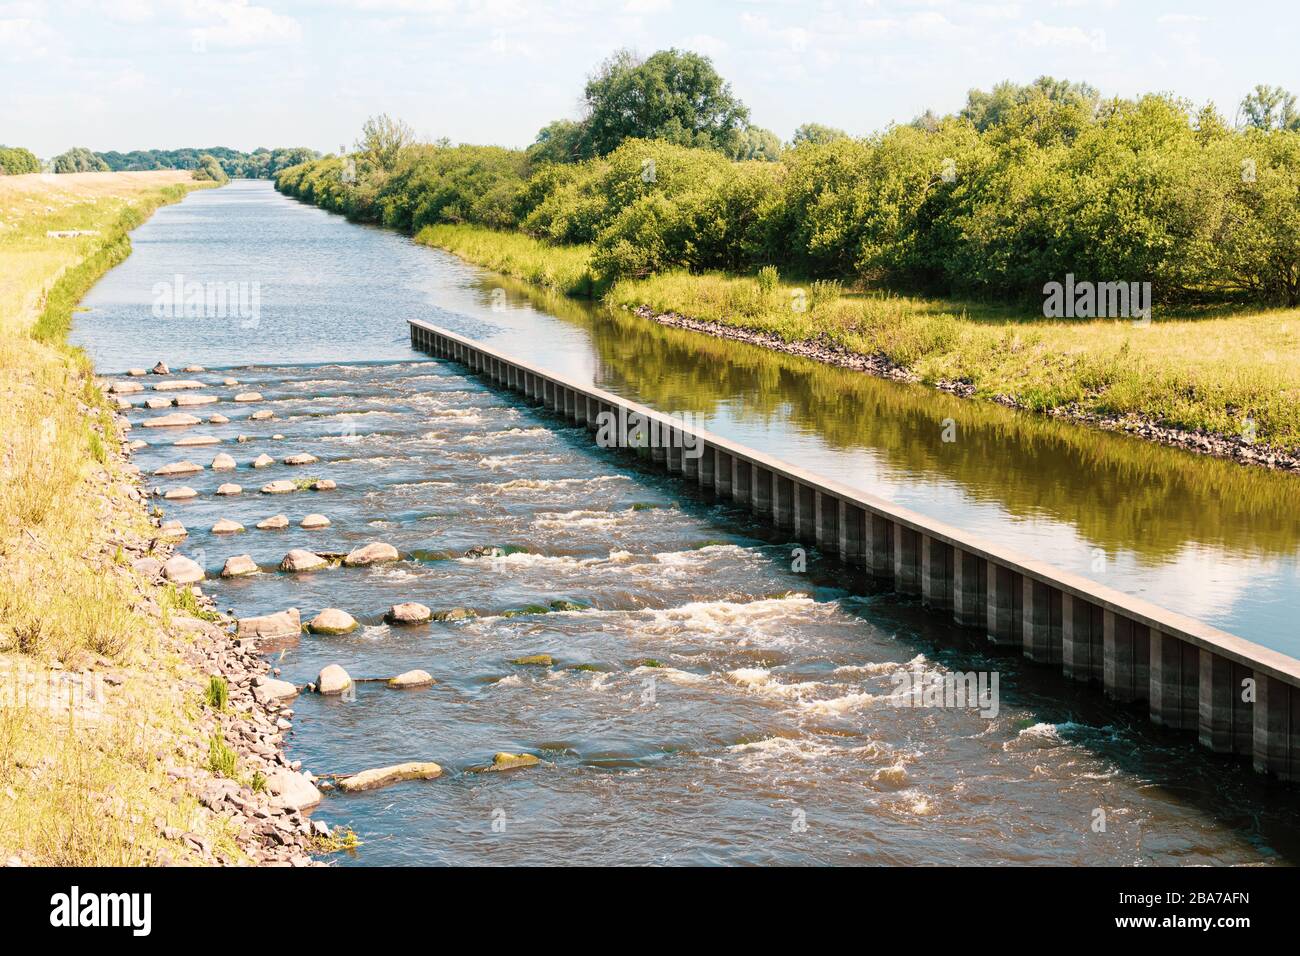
[631,304,1300,473]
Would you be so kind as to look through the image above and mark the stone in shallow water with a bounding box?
[312,479,337,491]
[211,518,244,534]
[183,364,205,373]
[142,412,201,428]
[128,439,148,452]
[154,460,202,476]
[152,380,204,392]
[250,410,274,421]
[159,519,186,538]
[316,664,352,695]
[233,391,263,403]
[163,486,198,500]
[261,479,297,494]
[434,607,476,621]
[300,513,330,529]
[127,368,147,377]
[236,607,300,639]
[215,483,242,496]
[280,549,327,572]
[173,393,218,406]
[337,761,441,793]
[163,555,204,584]
[256,514,289,530]
[223,377,239,386]
[387,669,434,689]
[489,752,540,772]
[221,554,257,577]
[211,452,236,470]
[209,413,229,424]
[174,434,219,447]
[108,381,143,394]
[308,608,357,634]
[252,454,274,468]
[386,602,431,625]
[343,542,398,566]
[283,453,318,466]
[150,362,169,375]
[510,654,552,666]
[144,398,172,410]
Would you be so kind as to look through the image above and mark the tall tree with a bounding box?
[576,48,750,158]
[355,113,415,175]
[51,147,108,173]
[791,123,849,146]
[1239,84,1300,131]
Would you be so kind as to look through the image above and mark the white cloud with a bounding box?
[184,0,301,47]
[0,16,50,59]
[1017,19,1105,52]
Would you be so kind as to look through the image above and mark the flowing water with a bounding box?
[71,180,1300,865]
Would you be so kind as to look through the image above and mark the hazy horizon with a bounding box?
[2,0,1295,157]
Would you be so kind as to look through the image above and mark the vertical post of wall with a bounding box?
[893,524,921,596]
[1149,631,1199,731]
[752,467,772,518]
[815,493,839,555]
[1103,612,1150,703]
[715,450,733,498]
[1062,594,1103,684]
[732,458,751,506]
[1253,676,1296,781]
[921,536,954,611]
[839,502,866,567]
[987,564,1021,647]
[865,513,893,580]
[697,445,716,491]
[952,549,986,629]
[1022,579,1062,664]
[773,476,794,530]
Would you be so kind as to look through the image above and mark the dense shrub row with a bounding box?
[276,94,1300,306]
[0,146,40,175]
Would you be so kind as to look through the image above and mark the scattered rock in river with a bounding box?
[152,380,204,392]
[261,479,297,494]
[142,413,201,428]
[144,398,172,410]
[108,381,143,394]
[163,486,198,500]
[337,761,441,793]
[256,514,289,530]
[236,607,301,639]
[128,439,148,451]
[237,435,252,443]
[386,602,431,625]
[234,392,263,403]
[175,435,219,446]
[316,664,352,695]
[343,542,398,566]
[489,752,540,772]
[312,479,336,491]
[223,377,239,386]
[215,483,242,496]
[183,364,205,373]
[387,669,434,689]
[174,394,218,406]
[209,413,229,424]
[127,368,147,377]
[159,519,187,538]
[300,513,330,529]
[283,453,318,466]
[221,554,257,577]
[510,654,553,666]
[150,361,169,375]
[280,549,327,572]
[308,608,357,635]
[433,607,476,621]
[250,410,274,421]
[212,518,245,534]
[163,555,204,584]
[211,452,236,470]
[154,460,202,476]
[252,454,274,468]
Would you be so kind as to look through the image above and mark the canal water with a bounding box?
[72,180,1300,865]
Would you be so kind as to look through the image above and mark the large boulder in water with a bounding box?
[385,602,431,625]
[316,664,352,696]
[337,762,441,793]
[280,549,327,572]
[343,542,399,567]
[236,608,300,640]
[308,608,357,635]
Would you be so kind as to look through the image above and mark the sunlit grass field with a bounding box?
[419,224,1300,453]
[0,171,243,865]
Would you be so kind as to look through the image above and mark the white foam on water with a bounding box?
[797,690,882,716]
[725,667,822,700]
[486,475,632,493]
[531,509,623,530]
[492,675,524,688]
[630,665,709,686]
[460,426,551,445]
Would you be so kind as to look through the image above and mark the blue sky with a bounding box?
[2,0,1294,157]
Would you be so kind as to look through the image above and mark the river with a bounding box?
[71,180,1300,865]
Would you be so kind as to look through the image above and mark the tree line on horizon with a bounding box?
[0,145,319,178]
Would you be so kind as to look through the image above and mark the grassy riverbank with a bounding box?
[0,172,242,864]
[416,223,1300,457]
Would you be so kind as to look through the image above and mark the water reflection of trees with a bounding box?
[477,275,1300,563]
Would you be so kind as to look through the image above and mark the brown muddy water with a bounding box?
[71,181,1300,865]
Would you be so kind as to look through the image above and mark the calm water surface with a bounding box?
[72,181,1300,865]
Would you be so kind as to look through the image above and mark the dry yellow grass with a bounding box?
[0,171,242,865]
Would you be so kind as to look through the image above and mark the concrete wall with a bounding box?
[410,319,1300,782]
